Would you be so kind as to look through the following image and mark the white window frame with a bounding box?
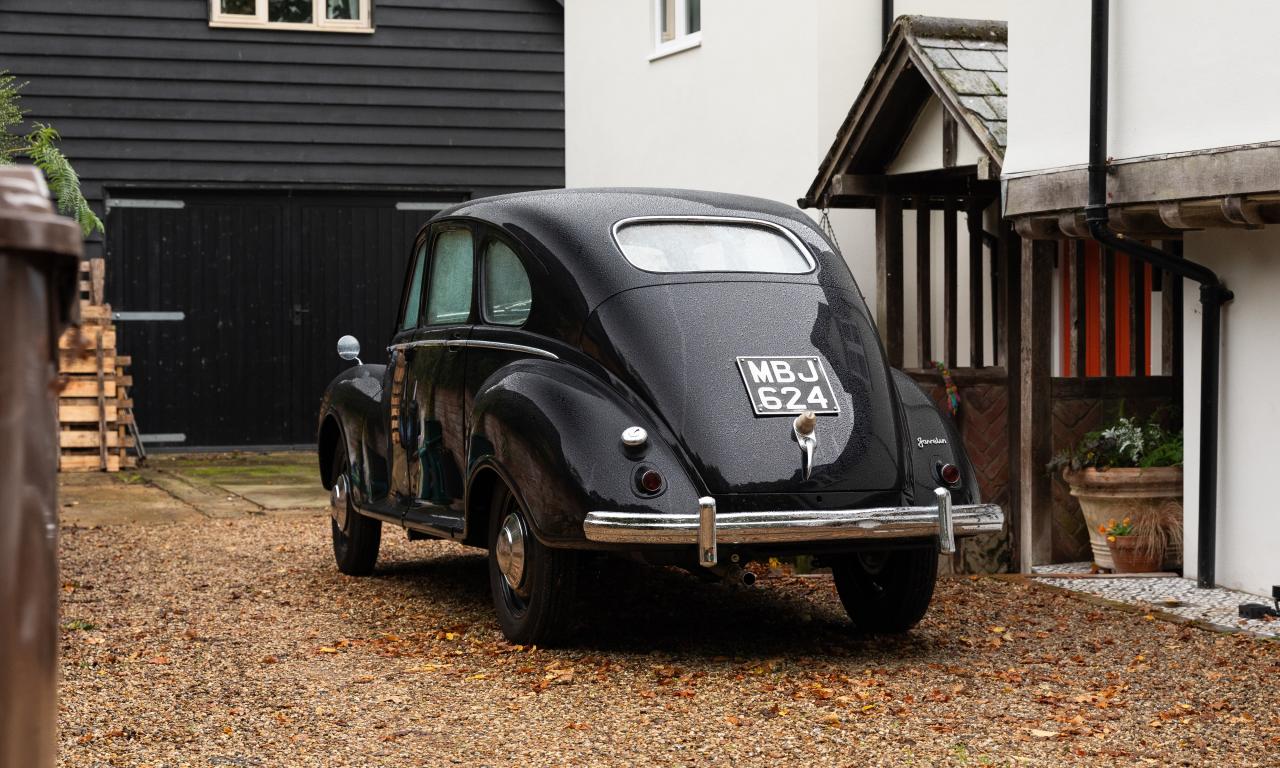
[649,0,701,62]
[209,0,373,34]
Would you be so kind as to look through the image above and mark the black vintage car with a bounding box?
[317,188,1002,643]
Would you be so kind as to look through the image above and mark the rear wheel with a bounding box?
[831,546,938,633]
[329,447,381,576]
[488,482,577,645]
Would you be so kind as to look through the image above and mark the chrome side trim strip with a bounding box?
[462,339,560,359]
[583,499,1003,547]
[386,339,559,360]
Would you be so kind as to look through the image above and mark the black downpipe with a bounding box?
[1085,0,1233,588]
[882,0,893,42]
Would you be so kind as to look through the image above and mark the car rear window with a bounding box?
[613,219,814,274]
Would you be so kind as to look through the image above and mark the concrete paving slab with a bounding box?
[213,481,327,511]
[142,468,259,518]
[58,472,203,526]
[57,451,326,525]
[146,451,326,515]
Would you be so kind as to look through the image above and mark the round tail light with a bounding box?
[938,462,962,487]
[636,467,664,495]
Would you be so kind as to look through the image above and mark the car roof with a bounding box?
[431,187,862,336]
[441,186,810,225]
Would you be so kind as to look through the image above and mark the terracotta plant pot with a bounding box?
[1107,535,1163,574]
[1062,467,1182,571]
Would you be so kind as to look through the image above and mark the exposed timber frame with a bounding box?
[1004,141,1280,239]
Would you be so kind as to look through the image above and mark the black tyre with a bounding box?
[329,446,381,576]
[831,546,938,633]
[488,482,577,645]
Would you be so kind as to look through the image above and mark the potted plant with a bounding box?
[1049,413,1183,571]
[1099,517,1163,573]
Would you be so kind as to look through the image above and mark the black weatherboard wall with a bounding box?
[0,0,564,446]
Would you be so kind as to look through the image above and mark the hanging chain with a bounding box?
[819,207,840,251]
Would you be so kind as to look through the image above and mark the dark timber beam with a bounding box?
[1102,248,1116,376]
[1003,221,1023,569]
[942,110,958,168]
[943,197,958,366]
[967,197,985,367]
[1018,238,1056,569]
[994,220,1016,368]
[915,196,932,367]
[1073,239,1087,377]
[829,168,995,199]
[1130,253,1145,375]
[876,195,905,367]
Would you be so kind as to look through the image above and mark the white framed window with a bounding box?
[650,0,701,61]
[210,0,373,33]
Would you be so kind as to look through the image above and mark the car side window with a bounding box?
[424,228,474,325]
[398,243,428,331]
[481,240,532,326]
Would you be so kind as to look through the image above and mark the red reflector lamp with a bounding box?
[938,462,961,487]
[637,467,664,494]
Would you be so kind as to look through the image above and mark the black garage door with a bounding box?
[104,191,447,447]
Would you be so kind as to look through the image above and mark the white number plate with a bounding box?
[735,356,840,416]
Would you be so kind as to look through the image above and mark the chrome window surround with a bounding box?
[610,215,816,275]
[388,338,558,360]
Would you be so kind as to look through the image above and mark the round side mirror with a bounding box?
[336,335,361,362]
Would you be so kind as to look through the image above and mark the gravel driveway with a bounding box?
[59,515,1279,767]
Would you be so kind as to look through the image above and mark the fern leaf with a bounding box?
[25,123,103,236]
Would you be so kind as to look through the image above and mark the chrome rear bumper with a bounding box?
[582,488,1003,567]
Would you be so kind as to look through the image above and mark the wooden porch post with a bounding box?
[967,197,985,367]
[1017,238,1055,570]
[943,198,958,366]
[915,196,932,367]
[1002,219,1022,570]
[876,195,904,367]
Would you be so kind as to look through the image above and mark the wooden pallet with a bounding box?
[57,259,140,472]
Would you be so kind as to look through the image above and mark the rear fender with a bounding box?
[464,360,701,548]
[890,369,979,505]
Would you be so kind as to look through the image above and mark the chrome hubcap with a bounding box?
[330,473,349,530]
[495,512,527,590]
[857,550,889,575]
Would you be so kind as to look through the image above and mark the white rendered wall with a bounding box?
[1004,0,1280,175]
[565,0,1008,316]
[1181,227,1280,598]
[564,0,820,200]
[888,97,985,175]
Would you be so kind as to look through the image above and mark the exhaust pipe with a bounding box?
[697,562,758,586]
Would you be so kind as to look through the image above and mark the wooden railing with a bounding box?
[1056,238,1181,380]
[878,194,1005,372]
